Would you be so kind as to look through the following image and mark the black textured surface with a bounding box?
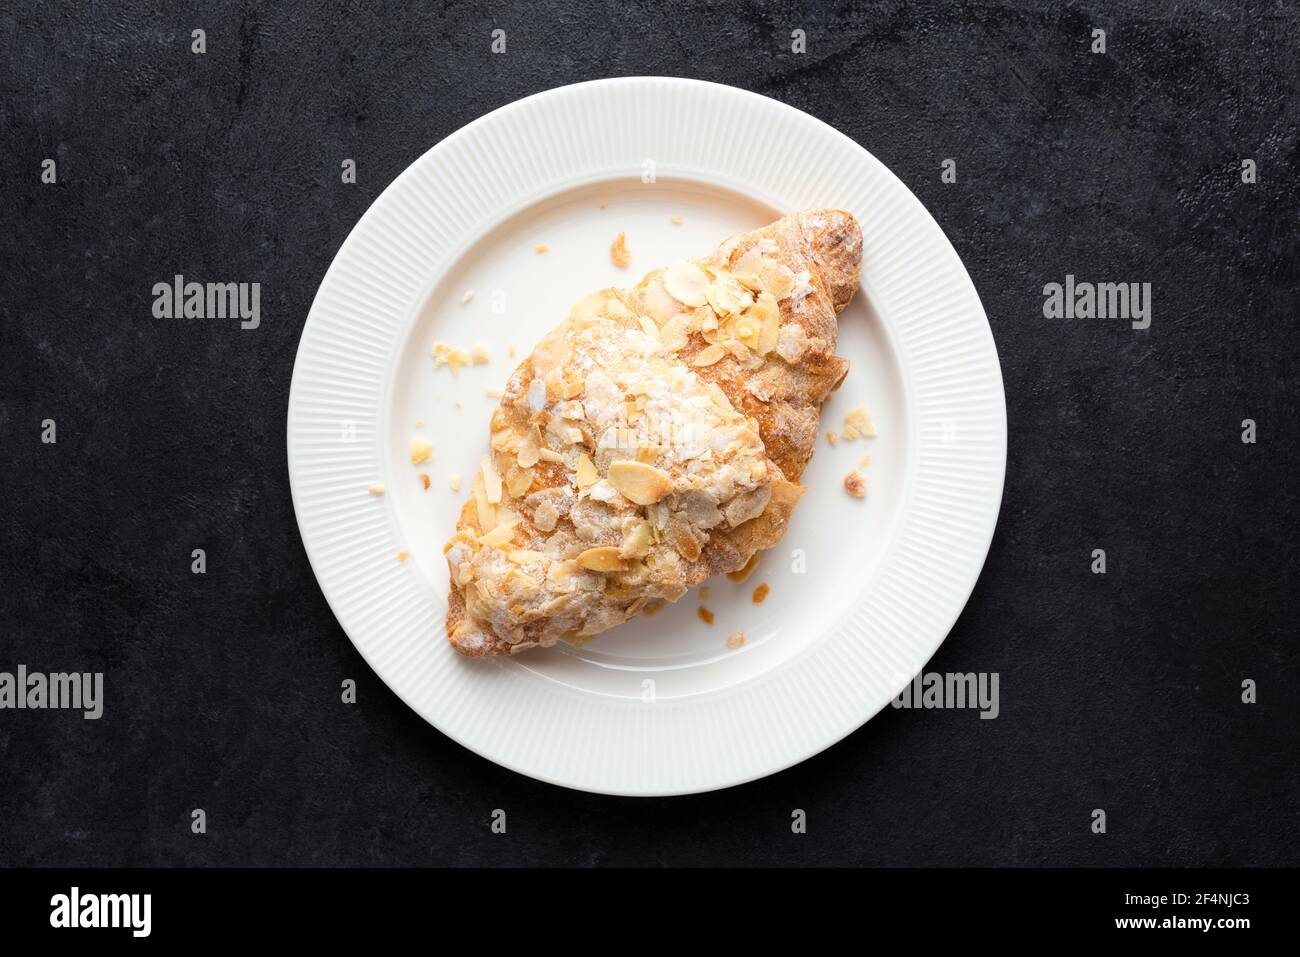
[1,1,1297,867]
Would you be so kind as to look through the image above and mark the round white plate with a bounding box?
[288,77,1006,795]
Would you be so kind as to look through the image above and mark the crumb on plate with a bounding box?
[419,473,430,490]
[841,404,877,441]
[449,473,462,492]
[432,341,470,375]
[409,437,433,465]
[697,606,714,626]
[471,342,490,365]
[367,483,385,496]
[752,583,770,604]
[843,469,868,498]
[461,289,474,304]
[699,586,710,601]
[397,550,410,562]
[610,232,631,268]
[725,630,745,650]
[534,244,549,254]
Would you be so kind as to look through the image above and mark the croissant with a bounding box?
[443,209,862,656]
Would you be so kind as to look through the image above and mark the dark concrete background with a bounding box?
[0,0,1296,867]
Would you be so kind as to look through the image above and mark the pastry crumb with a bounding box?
[419,473,431,490]
[843,469,868,498]
[725,630,745,650]
[610,232,631,268]
[432,341,471,375]
[699,586,710,601]
[841,405,877,441]
[461,289,474,305]
[534,244,549,254]
[449,473,462,492]
[471,342,491,365]
[697,606,715,626]
[485,387,504,398]
[415,419,425,428]
[397,550,410,562]
[752,583,770,604]
[409,437,433,465]
[508,346,516,359]
[599,203,608,210]
[826,430,838,446]
[670,215,683,225]
[859,454,871,469]
[367,483,385,496]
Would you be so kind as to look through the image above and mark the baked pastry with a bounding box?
[443,210,862,656]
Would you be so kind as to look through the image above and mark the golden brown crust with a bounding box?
[443,209,862,657]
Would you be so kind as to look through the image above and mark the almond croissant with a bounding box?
[443,210,862,656]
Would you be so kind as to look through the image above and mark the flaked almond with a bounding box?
[620,521,654,559]
[662,261,709,306]
[760,260,797,300]
[610,232,631,268]
[506,466,533,497]
[576,546,628,572]
[692,343,727,367]
[537,447,564,463]
[507,549,547,564]
[472,473,495,532]
[637,315,659,339]
[575,452,599,488]
[481,454,502,504]
[409,437,433,465]
[478,522,515,547]
[516,442,540,469]
[659,313,691,351]
[705,274,754,316]
[751,291,780,356]
[608,459,672,505]
[665,518,703,561]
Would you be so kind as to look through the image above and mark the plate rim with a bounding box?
[287,76,1007,796]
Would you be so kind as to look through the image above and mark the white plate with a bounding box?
[288,77,1006,796]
